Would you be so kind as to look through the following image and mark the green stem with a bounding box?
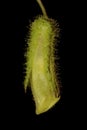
[36,0,48,18]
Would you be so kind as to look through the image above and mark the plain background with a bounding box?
[1,0,80,129]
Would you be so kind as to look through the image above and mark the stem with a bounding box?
[36,0,48,18]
